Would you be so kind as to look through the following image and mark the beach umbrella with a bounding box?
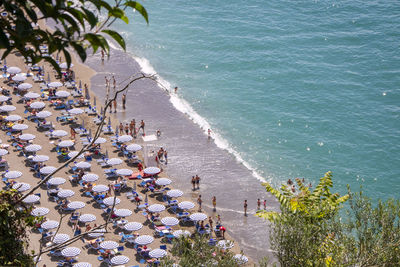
[85,86,90,100]
[78,214,96,223]
[73,263,92,267]
[148,204,166,213]
[93,137,106,144]
[12,124,29,131]
[167,189,183,198]
[19,133,36,141]
[0,105,16,112]
[155,178,172,186]
[149,249,167,259]
[25,144,42,152]
[0,96,9,102]
[68,151,84,159]
[124,222,143,232]
[68,108,84,115]
[217,240,234,250]
[12,182,31,192]
[116,169,133,176]
[5,114,21,121]
[0,149,8,156]
[37,110,52,118]
[234,254,249,265]
[57,189,75,198]
[58,140,74,147]
[32,155,49,162]
[67,201,86,210]
[51,130,68,137]
[110,255,129,265]
[59,62,74,69]
[92,184,108,193]
[75,161,91,169]
[30,101,46,109]
[117,135,132,143]
[22,194,40,204]
[172,230,191,238]
[48,81,63,88]
[47,177,66,186]
[82,173,99,182]
[12,74,26,82]
[40,166,56,175]
[189,213,208,221]
[17,82,32,90]
[4,171,22,179]
[134,235,154,245]
[55,90,70,98]
[25,92,40,99]
[161,217,179,226]
[106,158,123,166]
[114,209,132,218]
[100,241,118,250]
[61,247,81,257]
[41,220,59,230]
[31,207,49,216]
[126,144,142,152]
[7,66,21,74]
[87,228,106,238]
[52,234,70,244]
[178,201,195,210]
[103,197,121,206]
[143,167,161,176]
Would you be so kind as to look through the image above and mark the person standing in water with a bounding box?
[244,200,248,216]
[174,86,178,93]
[139,120,145,135]
[257,198,261,210]
[212,196,217,211]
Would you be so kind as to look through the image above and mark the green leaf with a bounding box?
[71,42,87,62]
[109,7,129,24]
[81,7,97,29]
[102,29,126,50]
[124,1,149,24]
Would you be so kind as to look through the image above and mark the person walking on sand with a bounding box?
[139,120,145,135]
[263,199,267,210]
[124,123,129,135]
[122,94,126,109]
[244,199,248,216]
[257,198,261,210]
[70,126,76,140]
[164,150,168,164]
[113,99,117,113]
[212,196,216,211]
[191,176,196,191]
[195,174,200,190]
[197,195,202,211]
[119,123,123,135]
[129,120,134,136]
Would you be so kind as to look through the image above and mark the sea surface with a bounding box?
[87,0,400,261]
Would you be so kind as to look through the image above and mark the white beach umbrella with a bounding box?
[167,189,183,198]
[57,189,75,198]
[59,62,74,69]
[22,194,40,204]
[116,168,133,176]
[161,216,179,226]
[32,155,49,162]
[58,140,74,147]
[114,208,132,218]
[73,262,91,267]
[189,213,208,221]
[52,234,70,244]
[99,241,118,250]
[117,135,133,143]
[0,96,9,102]
[93,137,106,144]
[103,197,121,206]
[87,228,106,238]
[126,144,142,152]
[68,108,84,115]
[217,240,234,249]
[135,235,154,245]
[75,161,91,169]
[149,249,167,259]
[55,90,70,98]
[12,124,29,131]
[61,247,81,257]
[12,182,31,192]
[48,81,63,88]
[12,74,26,82]
[36,110,52,118]
[124,222,143,232]
[8,66,21,74]
[40,166,56,174]
[30,101,46,109]
[143,167,161,175]
[172,230,191,238]
[5,114,21,121]
[155,178,172,186]
[47,177,66,186]
[82,173,99,182]
[92,184,108,193]
[67,201,86,210]
[106,158,123,166]
[79,214,96,223]
[19,133,36,141]
[178,201,195,210]
[68,151,84,159]
[31,207,50,216]
[25,92,40,99]
[51,130,68,137]
[41,220,59,230]
[0,149,8,156]
[110,255,129,265]
[25,144,41,152]
[4,171,22,179]
[148,204,166,213]
[0,105,16,112]
[17,82,32,90]
[234,254,249,265]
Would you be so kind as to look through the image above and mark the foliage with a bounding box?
[0,0,148,72]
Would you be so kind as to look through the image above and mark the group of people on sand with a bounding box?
[118,119,145,138]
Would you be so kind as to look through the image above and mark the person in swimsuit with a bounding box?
[122,94,126,109]
[263,199,267,210]
[195,175,200,189]
[124,123,129,135]
[119,123,123,135]
[139,120,145,135]
[191,176,196,191]
[244,200,248,216]
[197,195,202,211]
[212,196,216,211]
[257,198,261,210]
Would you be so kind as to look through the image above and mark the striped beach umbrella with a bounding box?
[5,114,21,121]
[58,140,74,147]
[19,133,36,141]
[82,173,98,182]
[37,110,52,118]
[22,194,40,204]
[148,204,166,213]
[4,171,22,179]
[75,161,91,169]
[126,144,142,152]
[7,66,21,74]
[25,144,41,152]
[68,151,84,159]
[117,135,132,143]
[51,130,68,137]
[0,96,9,102]
[103,197,121,206]
[55,90,70,98]
[92,184,108,193]
[48,81,63,88]
[135,235,154,245]
[12,124,29,131]
[99,241,118,250]
[161,217,179,226]
[40,166,56,175]
[149,249,167,259]
[25,92,40,99]
[17,82,32,90]
[155,178,172,186]
[30,101,46,109]
[0,105,16,112]
[167,189,183,198]
[12,74,26,82]
[68,108,84,115]
[124,222,143,232]
[57,189,75,198]
[31,207,50,216]
[61,247,81,257]
[114,209,132,218]
[87,228,106,238]
[79,214,96,223]
[32,155,49,162]
[93,137,106,144]
[110,255,129,265]
[106,158,123,166]
[12,182,31,192]
[0,149,8,156]
[47,177,66,186]
[172,230,191,238]
[67,201,86,210]
[59,62,74,69]
[178,201,195,210]
[189,213,208,221]
[73,262,92,267]
[52,233,70,244]
[41,220,59,230]
[143,167,161,175]
[116,169,133,176]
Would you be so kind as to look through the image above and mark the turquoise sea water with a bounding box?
[113,0,400,200]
